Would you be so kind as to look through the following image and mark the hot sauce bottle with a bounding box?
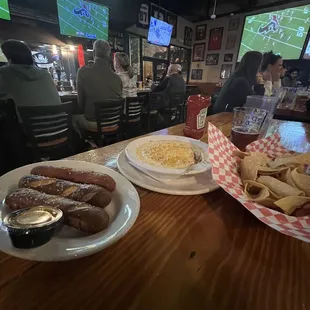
[183,95,211,140]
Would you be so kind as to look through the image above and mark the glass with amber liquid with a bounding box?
[231,107,268,151]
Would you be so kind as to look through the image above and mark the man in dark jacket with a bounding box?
[76,39,122,131]
[0,40,61,114]
[152,64,186,108]
[152,64,186,126]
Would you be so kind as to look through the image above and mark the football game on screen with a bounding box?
[57,0,109,40]
[238,4,310,60]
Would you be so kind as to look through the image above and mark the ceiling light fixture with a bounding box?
[211,0,217,20]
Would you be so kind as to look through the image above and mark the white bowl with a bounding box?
[125,135,212,176]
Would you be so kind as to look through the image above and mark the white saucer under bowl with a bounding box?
[117,151,219,195]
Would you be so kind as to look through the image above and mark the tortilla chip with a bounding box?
[291,167,310,196]
[269,152,310,168]
[241,156,260,181]
[232,150,250,159]
[244,181,270,199]
[250,152,270,166]
[244,180,276,207]
[274,196,310,215]
[258,166,288,176]
[279,168,298,188]
[257,176,305,198]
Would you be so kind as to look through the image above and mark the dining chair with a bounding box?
[207,93,219,116]
[123,96,144,139]
[94,99,125,147]
[145,92,161,132]
[168,92,185,124]
[18,102,74,162]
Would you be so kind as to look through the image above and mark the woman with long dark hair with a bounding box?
[213,51,263,113]
[257,51,283,96]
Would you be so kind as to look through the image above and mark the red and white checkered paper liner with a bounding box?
[208,122,310,242]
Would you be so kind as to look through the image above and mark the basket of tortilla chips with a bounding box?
[208,122,310,242]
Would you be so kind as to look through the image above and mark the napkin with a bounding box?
[208,122,310,243]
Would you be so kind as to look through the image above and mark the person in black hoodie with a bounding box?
[213,51,264,113]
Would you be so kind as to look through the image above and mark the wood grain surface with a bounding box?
[1,113,310,310]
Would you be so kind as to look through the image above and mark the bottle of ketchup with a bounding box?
[183,95,211,140]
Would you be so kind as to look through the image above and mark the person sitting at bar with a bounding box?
[0,40,61,115]
[76,39,122,131]
[152,64,186,125]
[114,52,137,98]
[213,51,264,113]
[282,68,299,87]
[152,64,186,106]
[257,51,283,96]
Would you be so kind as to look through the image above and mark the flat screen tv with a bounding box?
[148,17,173,47]
[0,0,10,20]
[303,37,310,59]
[57,0,109,40]
[238,4,310,61]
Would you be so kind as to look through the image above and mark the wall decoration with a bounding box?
[195,24,207,41]
[192,43,206,62]
[167,12,178,38]
[184,26,193,47]
[150,3,160,20]
[206,53,219,65]
[224,53,233,62]
[208,27,223,51]
[159,7,167,21]
[226,34,237,50]
[228,18,240,31]
[220,64,233,79]
[137,3,149,28]
[191,69,203,80]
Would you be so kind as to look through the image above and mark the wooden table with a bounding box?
[275,108,310,123]
[137,88,151,94]
[1,113,310,310]
[58,91,78,101]
[275,94,310,123]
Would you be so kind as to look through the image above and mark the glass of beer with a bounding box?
[231,107,268,151]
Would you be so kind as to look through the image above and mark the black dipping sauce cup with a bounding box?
[3,206,63,249]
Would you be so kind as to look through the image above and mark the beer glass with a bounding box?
[231,107,268,151]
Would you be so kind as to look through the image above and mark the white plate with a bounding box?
[118,151,219,195]
[0,160,140,262]
[125,135,212,176]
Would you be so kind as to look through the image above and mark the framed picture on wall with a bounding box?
[228,18,240,31]
[159,8,167,21]
[220,64,233,79]
[192,43,206,62]
[224,53,233,62]
[167,12,178,38]
[226,34,237,50]
[191,69,203,80]
[184,26,193,47]
[150,3,160,19]
[195,24,207,41]
[208,27,223,51]
[206,53,219,65]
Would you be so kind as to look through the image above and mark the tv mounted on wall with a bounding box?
[0,0,10,21]
[238,4,310,61]
[57,0,109,40]
[147,17,173,47]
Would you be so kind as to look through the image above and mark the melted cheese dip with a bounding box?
[136,141,195,169]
